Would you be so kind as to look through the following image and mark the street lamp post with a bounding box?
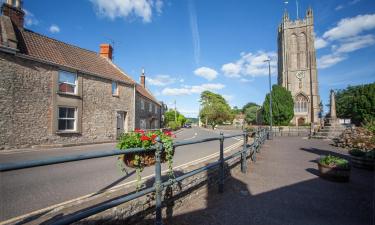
[264,59,273,140]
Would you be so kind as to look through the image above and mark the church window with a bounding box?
[289,34,298,70]
[298,33,307,69]
[294,94,308,113]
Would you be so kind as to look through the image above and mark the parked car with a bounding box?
[183,123,192,128]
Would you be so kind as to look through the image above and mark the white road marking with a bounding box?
[0,140,243,225]
[182,133,198,141]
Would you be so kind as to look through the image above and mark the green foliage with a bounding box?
[199,91,234,129]
[319,155,349,169]
[262,85,294,126]
[168,121,179,130]
[242,103,260,124]
[231,106,242,115]
[164,109,187,129]
[242,102,259,112]
[336,82,375,126]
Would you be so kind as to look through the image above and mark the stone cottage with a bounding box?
[0,0,161,149]
[135,69,162,130]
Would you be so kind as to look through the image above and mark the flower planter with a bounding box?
[318,162,351,182]
[350,155,375,170]
[121,150,171,168]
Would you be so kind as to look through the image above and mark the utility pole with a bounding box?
[174,100,177,122]
[264,59,273,140]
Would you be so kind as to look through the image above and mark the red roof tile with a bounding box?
[136,84,160,105]
[17,29,134,85]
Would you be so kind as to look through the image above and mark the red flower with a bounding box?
[140,135,150,141]
[164,131,173,137]
[151,134,158,140]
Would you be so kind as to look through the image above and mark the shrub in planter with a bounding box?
[349,149,375,170]
[117,129,175,189]
[318,155,351,182]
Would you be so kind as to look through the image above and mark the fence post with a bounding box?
[241,130,248,173]
[155,137,163,225]
[219,132,224,193]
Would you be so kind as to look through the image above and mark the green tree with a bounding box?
[231,106,242,115]
[199,91,233,129]
[242,102,260,124]
[164,109,187,128]
[262,85,294,126]
[336,82,375,125]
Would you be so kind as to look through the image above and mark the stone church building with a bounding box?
[0,0,161,149]
[277,8,321,126]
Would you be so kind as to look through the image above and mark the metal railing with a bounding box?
[0,128,269,225]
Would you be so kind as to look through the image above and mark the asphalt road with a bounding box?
[0,127,243,222]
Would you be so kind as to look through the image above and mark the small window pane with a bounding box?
[59,83,75,93]
[66,120,75,130]
[67,108,75,118]
[59,108,66,118]
[59,71,76,84]
[58,120,66,130]
[112,82,118,95]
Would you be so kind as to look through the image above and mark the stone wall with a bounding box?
[0,52,54,149]
[0,52,135,149]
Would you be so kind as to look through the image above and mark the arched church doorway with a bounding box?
[297,117,305,126]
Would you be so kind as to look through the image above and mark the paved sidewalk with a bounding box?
[169,137,374,225]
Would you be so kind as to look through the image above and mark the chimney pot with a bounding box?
[2,0,25,28]
[99,44,113,60]
[140,69,146,88]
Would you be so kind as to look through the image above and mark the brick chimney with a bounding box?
[1,0,25,28]
[99,44,113,60]
[140,68,146,88]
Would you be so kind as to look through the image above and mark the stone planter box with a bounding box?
[350,155,375,170]
[318,162,351,182]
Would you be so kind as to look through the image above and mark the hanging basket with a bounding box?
[121,150,173,168]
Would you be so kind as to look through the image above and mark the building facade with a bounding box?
[134,70,162,130]
[277,8,321,126]
[0,0,161,149]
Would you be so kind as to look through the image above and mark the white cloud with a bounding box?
[222,94,234,102]
[49,25,60,33]
[335,34,375,53]
[161,83,225,96]
[317,54,347,69]
[315,37,328,49]
[316,13,375,69]
[323,14,375,40]
[221,51,277,79]
[146,75,176,86]
[24,9,39,27]
[90,0,163,23]
[335,5,344,11]
[194,67,218,80]
[334,0,360,11]
[221,63,241,78]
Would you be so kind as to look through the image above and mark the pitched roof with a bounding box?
[0,18,134,85]
[136,84,161,106]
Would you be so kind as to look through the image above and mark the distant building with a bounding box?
[135,69,162,129]
[0,0,160,149]
[233,114,245,128]
[277,8,321,126]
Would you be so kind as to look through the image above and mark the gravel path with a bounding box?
[168,137,374,225]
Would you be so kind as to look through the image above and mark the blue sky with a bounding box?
[20,0,375,117]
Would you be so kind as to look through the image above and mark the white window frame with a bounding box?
[58,70,77,94]
[141,99,145,110]
[140,119,146,129]
[112,81,118,96]
[149,102,152,112]
[58,107,77,131]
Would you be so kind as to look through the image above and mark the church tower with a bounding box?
[277,7,320,126]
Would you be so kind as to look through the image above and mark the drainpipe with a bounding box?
[133,84,136,131]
